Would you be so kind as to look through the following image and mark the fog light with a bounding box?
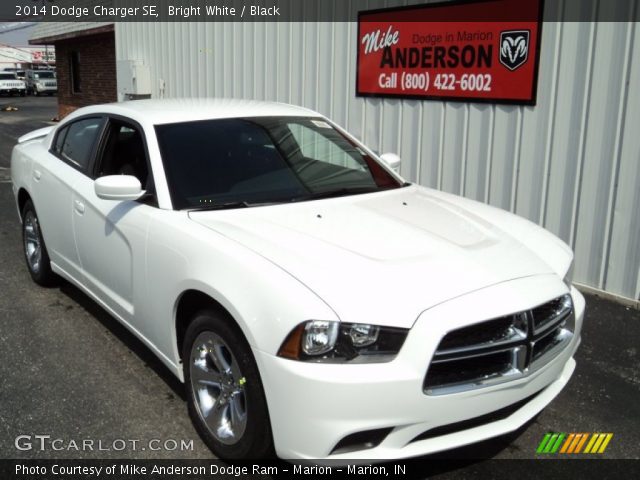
[302,321,338,355]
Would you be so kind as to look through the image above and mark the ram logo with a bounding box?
[500,30,530,71]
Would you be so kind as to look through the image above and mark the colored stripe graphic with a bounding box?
[550,433,566,453]
[585,433,614,454]
[598,433,614,453]
[544,433,559,453]
[584,433,598,453]
[538,433,613,454]
[560,433,575,453]
[568,433,584,453]
[536,433,552,453]
[575,433,589,453]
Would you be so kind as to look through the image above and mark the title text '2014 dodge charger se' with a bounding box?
[11,99,583,460]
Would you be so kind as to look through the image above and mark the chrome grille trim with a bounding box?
[531,327,573,367]
[531,294,572,335]
[424,294,574,396]
[431,344,522,364]
[433,313,528,357]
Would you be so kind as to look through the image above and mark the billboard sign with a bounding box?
[357,0,543,104]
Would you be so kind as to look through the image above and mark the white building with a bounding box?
[0,45,55,69]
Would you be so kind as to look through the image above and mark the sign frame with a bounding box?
[355,0,545,106]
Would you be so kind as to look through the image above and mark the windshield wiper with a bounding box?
[188,201,254,211]
[187,200,283,211]
[290,186,385,202]
[187,185,408,211]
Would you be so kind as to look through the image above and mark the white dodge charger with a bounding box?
[11,99,583,460]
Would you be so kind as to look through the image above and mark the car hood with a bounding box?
[189,185,569,328]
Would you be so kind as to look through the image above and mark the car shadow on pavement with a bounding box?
[56,277,187,402]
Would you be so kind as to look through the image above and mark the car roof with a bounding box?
[68,98,323,125]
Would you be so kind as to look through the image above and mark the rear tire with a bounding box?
[183,310,274,460]
[22,200,56,286]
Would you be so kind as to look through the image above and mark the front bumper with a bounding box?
[34,85,57,93]
[255,276,584,460]
[0,87,25,94]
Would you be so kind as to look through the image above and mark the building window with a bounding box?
[70,51,81,93]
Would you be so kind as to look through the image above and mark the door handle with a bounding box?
[74,200,85,215]
[33,170,41,181]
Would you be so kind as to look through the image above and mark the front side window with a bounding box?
[58,118,103,171]
[96,120,152,191]
[156,116,402,210]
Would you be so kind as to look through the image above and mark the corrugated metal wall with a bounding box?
[116,15,640,302]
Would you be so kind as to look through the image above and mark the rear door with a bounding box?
[32,116,104,282]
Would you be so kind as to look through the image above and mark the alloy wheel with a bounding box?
[189,331,248,445]
[23,210,42,274]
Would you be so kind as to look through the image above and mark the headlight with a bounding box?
[563,259,574,289]
[278,320,408,363]
[302,320,338,355]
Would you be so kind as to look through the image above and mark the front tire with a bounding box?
[183,311,274,460]
[22,200,56,286]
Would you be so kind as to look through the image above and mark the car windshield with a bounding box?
[0,73,16,80]
[35,72,54,79]
[156,116,403,210]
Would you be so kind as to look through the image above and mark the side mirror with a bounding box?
[94,175,144,201]
[379,153,401,173]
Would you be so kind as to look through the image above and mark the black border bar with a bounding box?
[3,459,640,480]
[1,0,639,23]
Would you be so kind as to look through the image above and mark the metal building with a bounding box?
[111,12,638,305]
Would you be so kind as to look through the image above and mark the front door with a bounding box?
[72,118,155,324]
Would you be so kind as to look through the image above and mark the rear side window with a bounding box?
[58,118,103,171]
[53,126,68,154]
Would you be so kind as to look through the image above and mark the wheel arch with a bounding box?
[174,289,247,363]
[17,188,32,220]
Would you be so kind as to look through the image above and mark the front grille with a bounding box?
[45,82,56,87]
[424,295,574,395]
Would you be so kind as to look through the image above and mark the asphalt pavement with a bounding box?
[0,97,638,473]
